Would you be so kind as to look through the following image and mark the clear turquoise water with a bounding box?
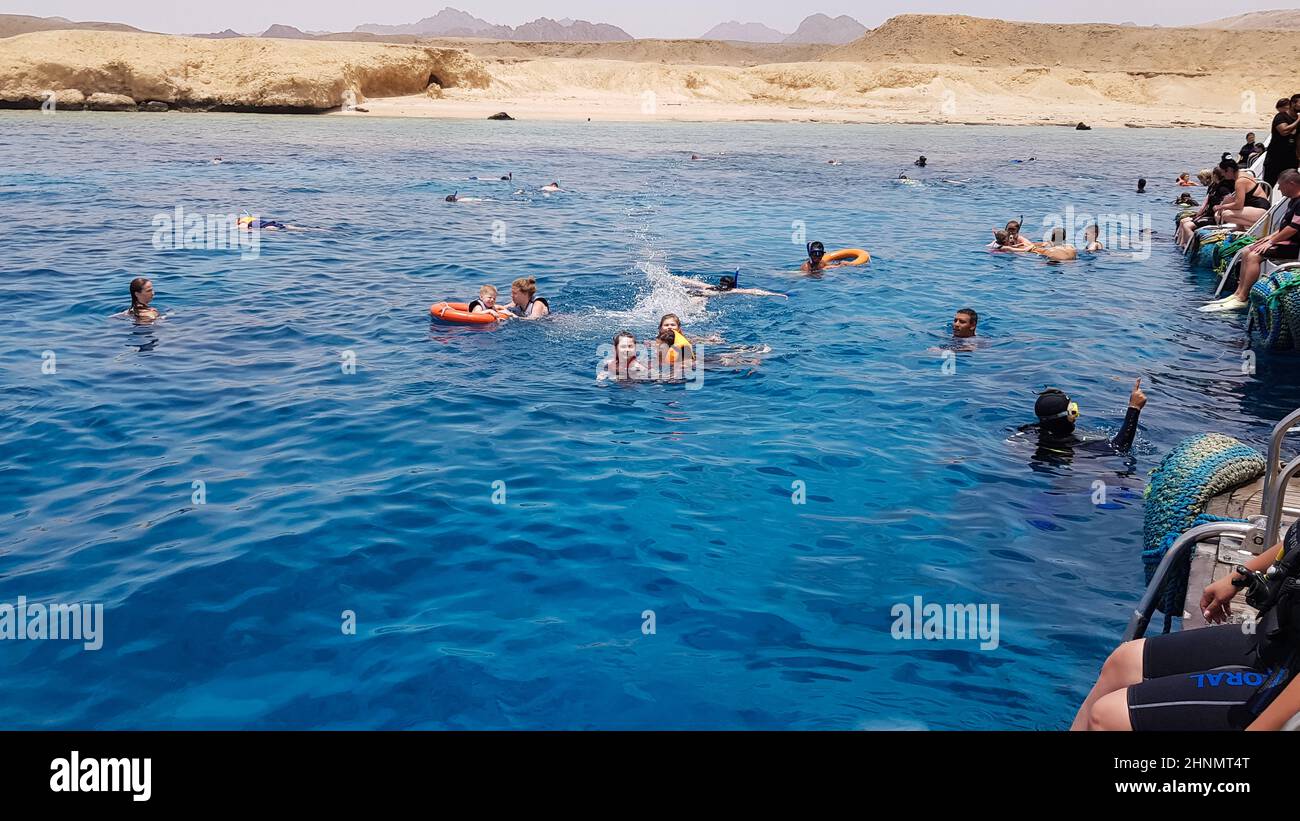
[2,113,1298,729]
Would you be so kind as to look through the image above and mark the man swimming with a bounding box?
[952,308,978,338]
[1030,227,1079,260]
[678,270,787,299]
[802,241,827,272]
[915,155,927,167]
[1137,178,1147,193]
[1016,377,1147,456]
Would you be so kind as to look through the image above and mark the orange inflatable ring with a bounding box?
[823,248,871,266]
[429,302,503,324]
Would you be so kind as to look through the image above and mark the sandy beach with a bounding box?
[3,14,1297,126]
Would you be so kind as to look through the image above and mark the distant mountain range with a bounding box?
[697,13,866,44]
[354,6,632,41]
[0,13,141,38]
[1197,9,1300,29]
[699,21,786,43]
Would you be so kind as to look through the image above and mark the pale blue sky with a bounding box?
[4,1,1292,38]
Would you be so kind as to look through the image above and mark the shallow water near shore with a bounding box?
[2,112,1298,729]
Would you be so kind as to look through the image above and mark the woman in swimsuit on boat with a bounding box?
[1214,156,1272,231]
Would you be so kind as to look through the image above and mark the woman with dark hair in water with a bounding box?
[121,277,161,322]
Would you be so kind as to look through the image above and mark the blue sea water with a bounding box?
[1,112,1298,729]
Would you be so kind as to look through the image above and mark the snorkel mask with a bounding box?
[718,268,739,291]
[807,241,825,261]
[1041,402,1081,423]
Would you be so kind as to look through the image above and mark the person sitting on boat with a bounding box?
[1239,132,1265,167]
[504,277,550,319]
[1175,166,1231,246]
[1200,168,1300,312]
[598,331,649,381]
[679,270,787,299]
[467,285,511,319]
[1213,156,1272,231]
[1015,377,1146,456]
[1073,517,1300,731]
[952,308,977,339]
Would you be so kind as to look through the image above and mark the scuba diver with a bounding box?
[1015,377,1147,457]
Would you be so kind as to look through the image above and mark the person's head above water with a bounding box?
[1137,177,1147,192]
[1034,388,1080,437]
[807,241,825,263]
[510,276,538,306]
[717,270,738,291]
[130,277,153,311]
[613,331,637,360]
[1049,226,1067,245]
[992,229,1010,247]
[445,191,458,202]
[1005,220,1022,237]
[1084,223,1100,242]
[953,308,977,338]
[478,284,498,308]
[658,313,682,335]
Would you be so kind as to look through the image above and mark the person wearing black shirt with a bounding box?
[1240,131,1265,167]
[1264,98,1299,185]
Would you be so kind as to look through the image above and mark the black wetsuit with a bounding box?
[1019,406,1141,455]
[1126,519,1300,730]
[1240,142,1264,167]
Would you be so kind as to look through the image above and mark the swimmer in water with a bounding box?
[1176,172,1195,186]
[237,216,293,231]
[120,277,162,322]
[915,155,927,167]
[1015,377,1147,457]
[828,159,842,166]
[690,154,701,161]
[1083,224,1104,252]
[991,220,1034,251]
[211,157,223,165]
[599,331,650,381]
[650,313,697,376]
[678,270,787,299]
[540,182,561,193]
[1174,192,1198,206]
[802,241,828,272]
[1029,227,1079,260]
[1137,178,1147,193]
[504,277,550,319]
[466,285,511,319]
[952,307,978,339]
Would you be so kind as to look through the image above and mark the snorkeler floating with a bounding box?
[677,270,787,299]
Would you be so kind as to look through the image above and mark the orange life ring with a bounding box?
[823,248,871,266]
[429,302,503,324]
